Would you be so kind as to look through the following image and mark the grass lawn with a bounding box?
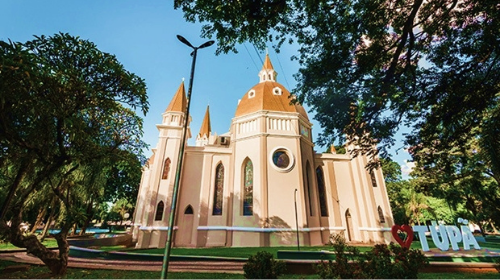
[128,245,374,258]
[0,239,58,250]
[1,260,499,279]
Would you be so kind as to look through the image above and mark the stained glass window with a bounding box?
[305,163,314,216]
[155,201,164,221]
[272,150,290,168]
[162,158,171,180]
[243,159,253,216]
[378,206,385,223]
[370,171,377,187]
[316,167,329,217]
[212,163,224,215]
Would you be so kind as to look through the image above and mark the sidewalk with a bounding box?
[0,251,244,274]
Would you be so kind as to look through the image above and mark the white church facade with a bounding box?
[132,55,394,248]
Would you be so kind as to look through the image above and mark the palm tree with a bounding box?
[406,189,430,226]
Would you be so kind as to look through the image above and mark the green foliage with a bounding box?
[380,157,402,183]
[0,32,148,275]
[243,251,286,279]
[316,234,365,279]
[316,234,428,279]
[366,244,428,279]
[177,0,500,173]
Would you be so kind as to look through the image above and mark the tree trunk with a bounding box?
[30,207,47,234]
[41,197,57,242]
[79,198,94,236]
[490,220,499,234]
[69,223,77,236]
[0,160,31,219]
[1,204,70,277]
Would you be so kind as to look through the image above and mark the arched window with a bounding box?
[162,158,171,180]
[243,159,253,216]
[185,205,194,215]
[378,206,385,223]
[370,170,377,187]
[316,167,328,217]
[212,163,224,215]
[305,161,314,216]
[155,201,164,221]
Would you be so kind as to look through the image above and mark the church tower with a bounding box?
[230,54,322,246]
[133,81,191,248]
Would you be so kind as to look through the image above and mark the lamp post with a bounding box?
[161,35,214,279]
[294,189,300,251]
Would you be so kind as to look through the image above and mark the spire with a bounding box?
[198,105,211,138]
[262,53,275,71]
[165,81,187,112]
[259,54,277,83]
[330,144,337,154]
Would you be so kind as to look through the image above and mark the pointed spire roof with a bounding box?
[165,81,187,112]
[198,105,211,138]
[259,54,278,83]
[262,53,275,71]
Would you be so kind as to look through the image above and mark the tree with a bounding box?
[380,157,402,183]
[380,157,456,225]
[410,127,500,231]
[175,0,500,166]
[0,33,148,276]
[109,198,134,226]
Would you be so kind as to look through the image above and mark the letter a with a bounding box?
[461,226,481,250]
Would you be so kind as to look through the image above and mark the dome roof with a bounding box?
[234,54,308,120]
[234,81,309,120]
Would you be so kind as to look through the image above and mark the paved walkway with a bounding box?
[0,251,244,274]
[1,250,498,275]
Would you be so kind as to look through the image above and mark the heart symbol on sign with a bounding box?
[391,224,414,248]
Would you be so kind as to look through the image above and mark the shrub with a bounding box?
[316,234,429,279]
[243,251,286,279]
[495,256,500,273]
[364,243,428,279]
[316,234,366,278]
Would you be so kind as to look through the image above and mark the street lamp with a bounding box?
[294,189,300,251]
[161,35,214,279]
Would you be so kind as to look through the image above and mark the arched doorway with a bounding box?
[177,205,194,246]
[345,209,354,241]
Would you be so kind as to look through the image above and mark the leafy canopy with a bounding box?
[0,33,148,276]
[176,0,500,165]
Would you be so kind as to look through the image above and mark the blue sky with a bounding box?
[1,1,411,173]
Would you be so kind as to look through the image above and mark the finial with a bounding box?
[266,47,269,55]
[182,77,185,82]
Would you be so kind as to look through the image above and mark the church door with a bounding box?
[177,205,194,246]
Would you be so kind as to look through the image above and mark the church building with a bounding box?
[132,55,394,248]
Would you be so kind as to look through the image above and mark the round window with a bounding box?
[273,151,290,168]
[270,148,294,172]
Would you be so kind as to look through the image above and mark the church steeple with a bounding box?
[165,81,187,113]
[196,105,214,147]
[198,105,211,138]
[259,54,277,83]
